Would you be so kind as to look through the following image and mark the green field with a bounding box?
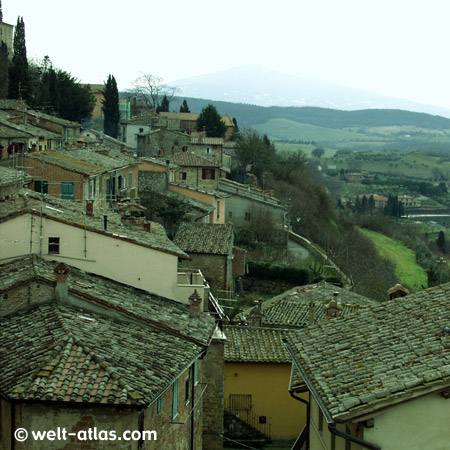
[359,228,427,292]
[254,118,450,152]
[253,118,380,144]
[331,151,450,180]
[274,142,336,158]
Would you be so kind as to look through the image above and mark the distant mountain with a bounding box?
[171,65,450,119]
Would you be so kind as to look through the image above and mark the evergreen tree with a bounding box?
[8,17,31,102]
[179,99,190,113]
[368,195,375,211]
[101,74,120,138]
[361,195,368,212]
[196,104,227,137]
[0,42,8,98]
[437,231,446,253]
[0,1,3,22]
[30,57,94,123]
[156,94,169,113]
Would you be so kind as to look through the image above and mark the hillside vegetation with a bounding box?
[358,228,428,292]
[169,97,450,151]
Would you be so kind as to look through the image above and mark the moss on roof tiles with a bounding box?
[224,326,293,363]
[286,282,450,419]
[0,257,217,406]
[174,223,234,255]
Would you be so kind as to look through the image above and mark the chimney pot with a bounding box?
[54,263,70,302]
[188,289,202,317]
[86,200,94,215]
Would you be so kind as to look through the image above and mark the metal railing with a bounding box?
[225,395,272,438]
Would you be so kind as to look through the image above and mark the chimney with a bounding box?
[104,215,108,231]
[308,301,315,324]
[188,289,202,317]
[387,284,409,300]
[143,222,151,232]
[54,263,70,302]
[86,200,94,216]
[165,160,170,190]
[199,134,203,143]
[325,293,342,318]
[248,304,263,327]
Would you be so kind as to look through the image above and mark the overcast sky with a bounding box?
[5,0,450,109]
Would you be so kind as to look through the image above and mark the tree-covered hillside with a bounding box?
[169,97,450,130]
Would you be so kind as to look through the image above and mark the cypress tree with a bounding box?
[179,99,190,113]
[0,42,8,98]
[437,231,446,253]
[8,17,31,102]
[156,94,169,113]
[101,74,120,138]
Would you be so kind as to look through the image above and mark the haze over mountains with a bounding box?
[171,65,450,119]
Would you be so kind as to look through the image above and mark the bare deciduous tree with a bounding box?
[130,73,177,112]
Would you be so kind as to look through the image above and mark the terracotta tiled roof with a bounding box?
[0,123,33,139]
[174,223,234,255]
[224,326,293,363]
[166,152,220,167]
[159,112,234,127]
[138,171,166,193]
[285,283,450,420]
[0,190,188,258]
[0,99,26,110]
[190,137,224,146]
[259,282,374,328]
[1,304,206,405]
[27,149,137,175]
[0,113,61,140]
[0,167,32,187]
[0,257,216,405]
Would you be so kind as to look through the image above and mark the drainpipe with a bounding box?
[283,339,381,450]
[190,364,195,450]
[288,390,309,450]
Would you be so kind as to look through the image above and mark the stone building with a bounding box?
[166,152,223,191]
[174,223,235,292]
[136,128,190,158]
[0,256,223,450]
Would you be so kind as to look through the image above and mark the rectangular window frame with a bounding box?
[34,180,48,194]
[202,168,215,180]
[48,237,60,254]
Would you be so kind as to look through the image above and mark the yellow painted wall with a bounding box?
[224,362,307,439]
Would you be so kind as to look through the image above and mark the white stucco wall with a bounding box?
[363,391,450,450]
[0,214,192,303]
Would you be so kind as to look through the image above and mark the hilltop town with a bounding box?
[2,5,450,450]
